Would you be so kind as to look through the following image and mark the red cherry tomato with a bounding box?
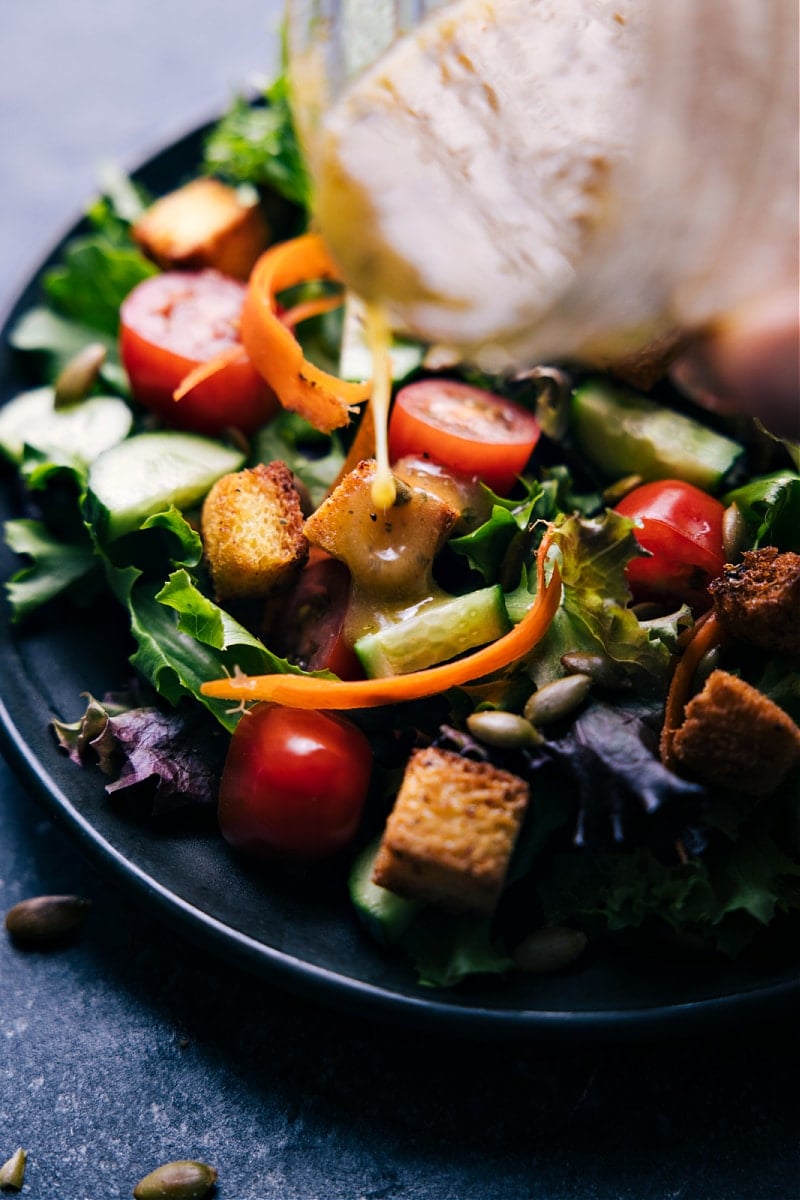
[268,554,364,680]
[120,270,279,435]
[217,704,372,860]
[615,480,726,610]
[388,379,540,494]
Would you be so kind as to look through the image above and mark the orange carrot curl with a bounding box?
[173,345,249,403]
[659,611,726,768]
[200,535,562,711]
[239,233,371,434]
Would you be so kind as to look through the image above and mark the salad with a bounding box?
[2,68,799,990]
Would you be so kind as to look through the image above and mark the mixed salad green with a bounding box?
[2,72,799,988]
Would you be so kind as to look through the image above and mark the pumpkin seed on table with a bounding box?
[0,1148,27,1192]
[132,1159,218,1200]
[4,894,91,947]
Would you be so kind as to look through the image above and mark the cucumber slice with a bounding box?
[0,386,133,466]
[571,379,743,490]
[349,839,422,946]
[354,584,510,677]
[85,431,245,540]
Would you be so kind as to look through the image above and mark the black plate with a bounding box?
[0,121,797,1041]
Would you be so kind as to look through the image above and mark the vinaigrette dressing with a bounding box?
[363,302,397,510]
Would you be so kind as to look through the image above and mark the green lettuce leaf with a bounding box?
[43,236,156,338]
[528,510,674,686]
[4,519,99,620]
[539,824,800,959]
[252,411,344,509]
[125,576,294,733]
[203,75,311,208]
[724,470,800,552]
[399,911,513,988]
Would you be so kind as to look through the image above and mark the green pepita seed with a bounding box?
[53,342,107,408]
[520,366,573,440]
[602,473,644,506]
[132,1159,218,1200]
[523,674,592,726]
[466,710,542,749]
[0,1148,27,1192]
[695,644,725,689]
[560,650,628,690]
[4,894,91,947]
[513,927,588,973]
[722,501,749,564]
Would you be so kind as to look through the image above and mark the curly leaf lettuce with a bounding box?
[527,510,677,686]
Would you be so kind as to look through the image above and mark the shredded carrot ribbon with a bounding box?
[280,292,345,330]
[659,611,727,769]
[173,344,249,403]
[240,233,371,434]
[200,534,562,710]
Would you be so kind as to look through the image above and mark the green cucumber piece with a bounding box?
[85,431,245,540]
[571,378,743,490]
[0,386,133,466]
[354,584,510,677]
[349,839,422,945]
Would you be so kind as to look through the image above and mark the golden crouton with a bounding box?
[372,746,529,916]
[671,669,800,796]
[201,461,308,602]
[303,459,457,605]
[132,178,269,280]
[709,547,800,656]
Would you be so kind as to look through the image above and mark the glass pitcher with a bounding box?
[286,0,798,372]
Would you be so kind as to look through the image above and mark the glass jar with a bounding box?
[286,0,798,372]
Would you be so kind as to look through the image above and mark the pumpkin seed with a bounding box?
[513,927,588,973]
[722,501,749,564]
[560,650,628,690]
[695,644,725,690]
[523,674,592,726]
[466,710,542,749]
[0,1148,27,1191]
[54,342,107,408]
[602,473,644,506]
[132,1160,218,1200]
[517,365,573,440]
[4,895,91,947]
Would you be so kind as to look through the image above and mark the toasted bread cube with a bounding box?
[304,459,457,602]
[132,178,269,279]
[671,669,800,796]
[372,746,529,916]
[201,461,308,602]
[709,547,800,656]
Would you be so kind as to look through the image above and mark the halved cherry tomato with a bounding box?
[615,480,726,611]
[217,704,372,860]
[267,554,364,680]
[119,270,279,435]
[388,379,540,494]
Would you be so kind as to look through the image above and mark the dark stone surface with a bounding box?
[0,4,798,1197]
